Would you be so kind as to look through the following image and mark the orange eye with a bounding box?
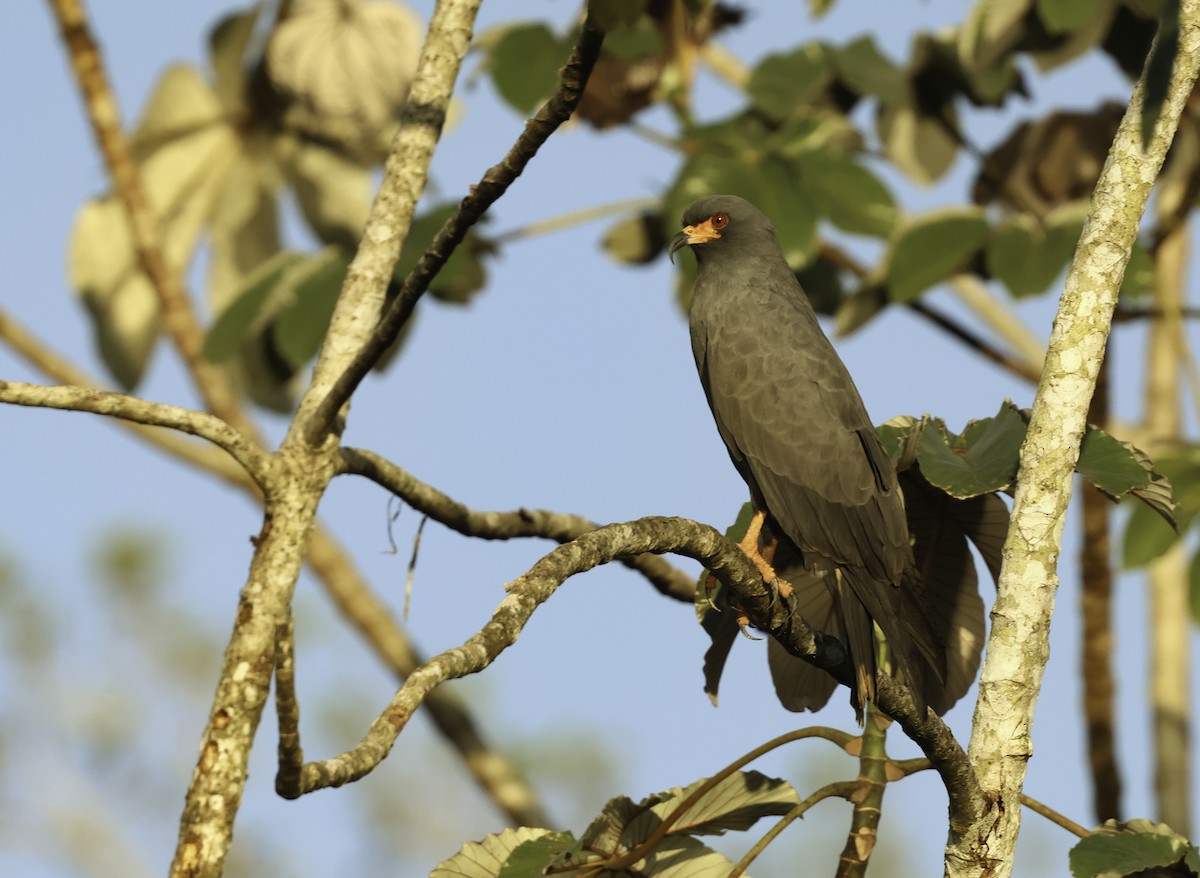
[710,213,729,229]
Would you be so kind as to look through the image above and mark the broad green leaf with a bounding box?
[393,204,490,305]
[1036,0,1098,32]
[206,152,281,311]
[915,403,1026,498]
[746,44,831,120]
[640,771,802,836]
[588,0,648,31]
[131,64,227,154]
[833,36,905,104]
[877,101,960,185]
[203,250,306,363]
[1077,427,1153,498]
[603,21,661,58]
[488,23,566,115]
[1029,0,1119,71]
[602,212,666,265]
[876,415,925,472]
[208,9,259,115]
[1069,819,1197,878]
[431,827,555,878]
[959,0,1031,71]
[764,109,863,158]
[886,208,989,302]
[273,247,353,368]
[277,135,371,249]
[795,150,897,237]
[582,794,658,852]
[497,832,579,878]
[1121,238,1155,299]
[1123,502,1184,568]
[631,836,736,877]
[833,284,888,337]
[988,214,1074,298]
[809,0,836,17]
[1122,450,1199,567]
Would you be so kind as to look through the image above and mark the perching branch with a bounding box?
[339,446,697,601]
[276,516,975,831]
[946,8,1200,877]
[304,14,608,441]
[0,380,269,486]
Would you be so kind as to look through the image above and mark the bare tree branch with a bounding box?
[47,0,259,439]
[339,446,698,601]
[0,304,251,486]
[0,380,269,486]
[946,8,1200,875]
[305,14,608,441]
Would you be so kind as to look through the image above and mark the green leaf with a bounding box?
[1077,427,1152,498]
[877,100,960,185]
[795,252,846,314]
[431,827,555,878]
[1070,819,1197,878]
[497,832,579,878]
[886,208,989,302]
[746,45,831,121]
[273,247,353,368]
[602,212,667,265]
[1036,0,1098,32]
[833,36,905,104]
[393,204,490,305]
[795,150,897,237]
[987,214,1076,298]
[204,250,306,363]
[643,771,802,836]
[278,136,371,249]
[587,0,648,31]
[489,24,566,115]
[1123,501,1184,568]
[959,0,1032,71]
[915,403,1027,498]
[833,284,888,337]
[876,415,925,472]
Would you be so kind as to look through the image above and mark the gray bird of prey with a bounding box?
[670,194,943,718]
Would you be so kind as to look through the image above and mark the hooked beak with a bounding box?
[668,219,722,263]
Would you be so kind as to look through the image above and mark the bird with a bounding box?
[669,194,944,718]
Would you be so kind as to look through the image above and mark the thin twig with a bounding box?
[0,380,269,486]
[274,612,303,797]
[490,196,660,245]
[0,304,251,487]
[1019,794,1090,838]
[47,0,258,439]
[404,515,428,622]
[339,446,698,601]
[305,15,608,441]
[730,782,861,878]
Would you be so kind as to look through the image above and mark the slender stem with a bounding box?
[1019,794,1089,838]
[730,782,861,878]
[490,197,660,245]
[836,706,890,877]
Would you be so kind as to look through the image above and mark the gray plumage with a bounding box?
[672,194,943,717]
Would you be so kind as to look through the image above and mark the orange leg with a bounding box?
[737,509,793,598]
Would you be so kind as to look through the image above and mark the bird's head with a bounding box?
[668,195,775,264]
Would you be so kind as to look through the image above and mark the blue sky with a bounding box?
[2,1,1197,876]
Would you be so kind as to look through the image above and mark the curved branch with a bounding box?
[305,15,608,441]
[0,380,269,486]
[278,516,974,830]
[339,446,697,601]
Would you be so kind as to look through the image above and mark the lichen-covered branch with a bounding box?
[946,8,1200,876]
[0,379,268,485]
[171,3,486,875]
[305,15,608,440]
[339,446,697,601]
[296,0,485,434]
[278,516,975,829]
